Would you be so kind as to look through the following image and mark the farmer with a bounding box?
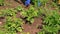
[14,0,31,7]
[25,0,41,7]
[14,0,41,7]
[25,0,31,7]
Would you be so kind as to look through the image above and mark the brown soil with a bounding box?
[0,17,5,25]
[0,0,24,10]
[0,0,42,34]
[22,17,42,34]
[16,11,42,34]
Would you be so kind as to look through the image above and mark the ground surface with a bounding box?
[0,0,42,34]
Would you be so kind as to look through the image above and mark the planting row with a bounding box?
[0,0,60,34]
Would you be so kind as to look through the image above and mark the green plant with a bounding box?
[40,0,49,5]
[0,0,4,6]
[3,16,24,34]
[0,8,25,34]
[15,6,24,11]
[0,8,17,17]
[38,30,46,34]
[0,30,6,34]
[0,11,4,17]
[42,10,60,34]
[31,0,41,7]
[32,0,49,7]
[21,6,39,24]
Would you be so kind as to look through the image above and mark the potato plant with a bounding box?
[38,9,60,34]
[0,0,60,34]
[0,30,6,34]
[0,8,24,34]
[31,0,49,7]
[15,6,24,11]
[4,16,24,34]
[52,0,58,4]
[0,0,4,6]
[31,0,41,7]
[21,6,39,24]
[0,11,4,17]
[0,8,17,17]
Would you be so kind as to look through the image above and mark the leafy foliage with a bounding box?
[0,11,4,17]
[31,0,41,7]
[0,8,24,34]
[31,0,49,7]
[0,0,60,34]
[4,16,24,34]
[0,8,17,17]
[21,6,39,24]
[15,6,24,11]
[0,0,4,6]
[38,9,60,34]
[40,0,49,5]
[0,30,6,34]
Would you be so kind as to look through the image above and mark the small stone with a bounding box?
[0,22,2,25]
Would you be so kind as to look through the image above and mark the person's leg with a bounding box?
[25,0,30,7]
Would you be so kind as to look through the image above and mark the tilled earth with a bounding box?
[0,0,42,34]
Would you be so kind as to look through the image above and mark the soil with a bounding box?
[16,11,42,34]
[22,17,42,34]
[0,0,42,34]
